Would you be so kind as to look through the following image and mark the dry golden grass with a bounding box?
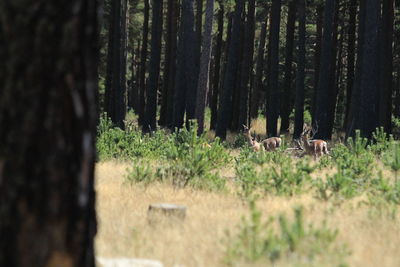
[95,161,400,267]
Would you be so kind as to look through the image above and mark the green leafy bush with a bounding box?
[370,127,393,155]
[383,143,400,183]
[125,162,156,186]
[120,122,230,191]
[235,155,313,197]
[225,202,348,266]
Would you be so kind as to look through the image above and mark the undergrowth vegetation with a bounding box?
[225,201,349,266]
[96,115,400,265]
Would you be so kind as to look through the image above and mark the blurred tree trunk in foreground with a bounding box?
[0,0,98,266]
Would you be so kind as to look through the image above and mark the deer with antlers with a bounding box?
[296,124,328,160]
[243,125,281,152]
[243,125,264,152]
[261,136,282,151]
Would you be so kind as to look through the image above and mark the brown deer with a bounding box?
[261,136,282,151]
[243,125,264,152]
[296,125,328,160]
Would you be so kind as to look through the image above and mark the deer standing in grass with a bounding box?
[243,125,264,152]
[261,136,282,151]
[297,125,328,160]
[243,125,281,152]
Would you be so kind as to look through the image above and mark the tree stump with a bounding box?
[147,203,187,225]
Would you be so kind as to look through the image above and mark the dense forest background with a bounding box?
[100,0,400,141]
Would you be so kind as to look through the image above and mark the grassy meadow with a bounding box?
[95,114,400,267]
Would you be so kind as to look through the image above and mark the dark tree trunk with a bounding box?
[280,0,298,133]
[128,41,139,112]
[395,66,400,118]
[159,0,178,127]
[230,10,246,131]
[293,0,306,139]
[266,0,281,137]
[183,0,201,126]
[344,0,357,129]
[195,0,215,134]
[195,0,203,80]
[185,0,202,125]
[104,0,115,116]
[219,12,233,106]
[0,1,98,266]
[166,0,180,127]
[394,3,400,118]
[352,0,380,139]
[379,0,394,133]
[334,24,346,129]
[250,6,269,119]
[313,0,336,139]
[138,0,150,126]
[135,39,142,108]
[311,3,323,123]
[210,0,224,130]
[326,1,340,136]
[105,0,128,129]
[172,0,197,129]
[216,0,245,139]
[143,0,163,132]
[238,0,256,128]
[346,0,366,138]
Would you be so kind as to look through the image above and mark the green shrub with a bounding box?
[121,122,230,191]
[370,127,393,155]
[232,132,248,148]
[383,143,400,183]
[262,159,313,196]
[369,174,400,205]
[125,162,156,186]
[225,202,348,266]
[235,156,313,197]
[235,162,260,198]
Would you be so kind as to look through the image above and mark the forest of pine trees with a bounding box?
[102,0,400,140]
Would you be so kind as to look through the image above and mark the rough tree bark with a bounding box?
[313,0,336,139]
[326,1,340,137]
[105,0,128,129]
[344,0,357,129]
[194,0,203,82]
[266,0,281,137]
[351,0,380,139]
[230,15,245,131]
[0,0,98,266]
[143,0,163,132]
[280,0,298,133]
[172,0,197,129]
[138,0,150,126]
[159,0,178,127]
[346,0,366,138]
[238,0,256,128]
[311,3,323,123]
[210,0,224,130]
[195,0,215,134]
[293,0,306,139]
[379,0,394,133]
[216,0,245,139]
[250,5,269,119]
[128,41,138,112]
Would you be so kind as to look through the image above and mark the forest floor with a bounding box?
[94,159,400,267]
